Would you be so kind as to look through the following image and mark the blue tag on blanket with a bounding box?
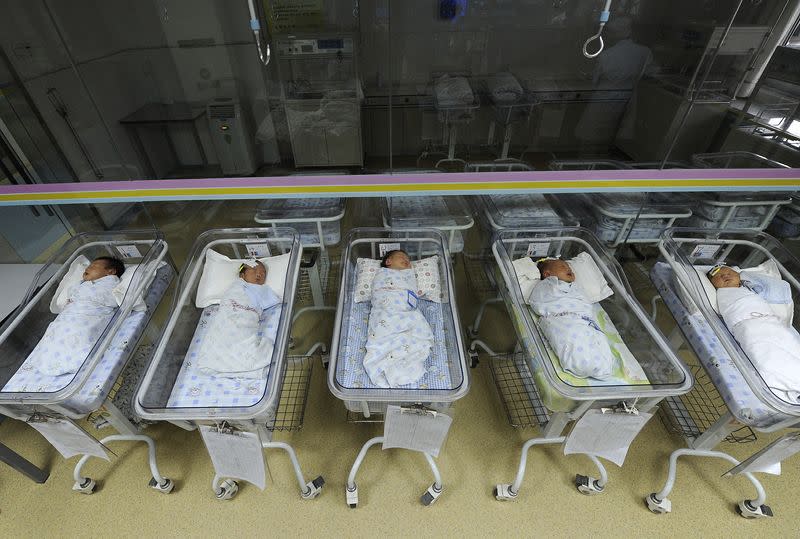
[407,290,419,309]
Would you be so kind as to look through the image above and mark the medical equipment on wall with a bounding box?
[582,0,613,58]
[276,35,363,167]
[207,98,257,175]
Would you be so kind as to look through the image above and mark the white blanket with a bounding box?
[30,275,120,377]
[718,286,800,401]
[529,277,614,380]
[363,268,434,388]
[195,279,281,379]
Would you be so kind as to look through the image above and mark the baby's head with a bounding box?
[381,250,412,270]
[83,256,125,282]
[536,258,575,283]
[239,261,267,285]
[707,265,740,289]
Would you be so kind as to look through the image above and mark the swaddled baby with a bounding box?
[363,250,434,388]
[528,258,614,379]
[195,260,281,379]
[29,257,125,377]
[709,265,800,400]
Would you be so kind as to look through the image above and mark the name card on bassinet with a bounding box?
[563,408,653,467]
[27,415,111,460]
[379,243,402,257]
[245,243,271,257]
[200,425,266,490]
[116,244,142,259]
[382,405,452,458]
[724,432,800,477]
[526,242,550,258]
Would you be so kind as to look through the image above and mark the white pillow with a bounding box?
[112,261,165,312]
[690,259,792,323]
[49,255,90,313]
[195,249,290,308]
[353,256,443,303]
[513,252,614,304]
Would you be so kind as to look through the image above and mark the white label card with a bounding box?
[383,405,453,458]
[526,242,551,258]
[116,245,141,259]
[690,244,721,260]
[28,417,111,460]
[563,409,653,467]
[245,243,271,257]
[200,426,266,490]
[724,432,800,477]
[379,242,401,257]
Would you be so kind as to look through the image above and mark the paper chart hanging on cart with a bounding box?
[383,405,453,458]
[200,425,266,490]
[563,409,653,466]
[724,432,800,477]
[28,417,111,460]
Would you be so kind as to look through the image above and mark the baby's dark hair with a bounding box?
[239,260,265,276]
[380,249,407,268]
[536,258,561,275]
[95,256,125,277]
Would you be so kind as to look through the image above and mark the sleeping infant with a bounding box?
[528,258,614,379]
[195,260,281,379]
[29,257,125,377]
[363,250,434,388]
[708,265,800,400]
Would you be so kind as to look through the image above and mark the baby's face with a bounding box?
[241,262,267,285]
[542,260,575,283]
[709,266,740,289]
[385,251,412,270]
[83,260,114,282]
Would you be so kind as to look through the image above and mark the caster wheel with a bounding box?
[215,479,239,501]
[645,493,672,514]
[301,476,325,499]
[346,484,359,508]
[420,483,442,506]
[149,477,175,494]
[494,483,518,501]
[467,327,479,339]
[736,500,773,519]
[288,337,295,350]
[575,474,604,495]
[468,350,479,368]
[321,355,330,370]
[72,477,97,495]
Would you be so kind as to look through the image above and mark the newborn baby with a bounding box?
[709,265,800,400]
[195,260,281,379]
[362,250,434,387]
[30,257,125,377]
[528,258,614,379]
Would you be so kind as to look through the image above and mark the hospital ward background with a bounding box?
[2,0,800,537]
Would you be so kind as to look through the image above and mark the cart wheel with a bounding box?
[575,474,604,495]
[215,479,238,500]
[421,483,442,506]
[346,484,359,508]
[736,500,773,519]
[645,493,671,514]
[301,476,325,499]
[494,483,518,501]
[72,477,97,495]
[149,477,174,494]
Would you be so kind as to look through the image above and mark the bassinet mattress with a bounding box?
[524,302,649,412]
[335,299,454,391]
[485,194,564,226]
[166,303,283,408]
[651,262,793,429]
[2,266,173,415]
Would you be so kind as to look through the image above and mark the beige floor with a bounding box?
[1,200,799,537]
